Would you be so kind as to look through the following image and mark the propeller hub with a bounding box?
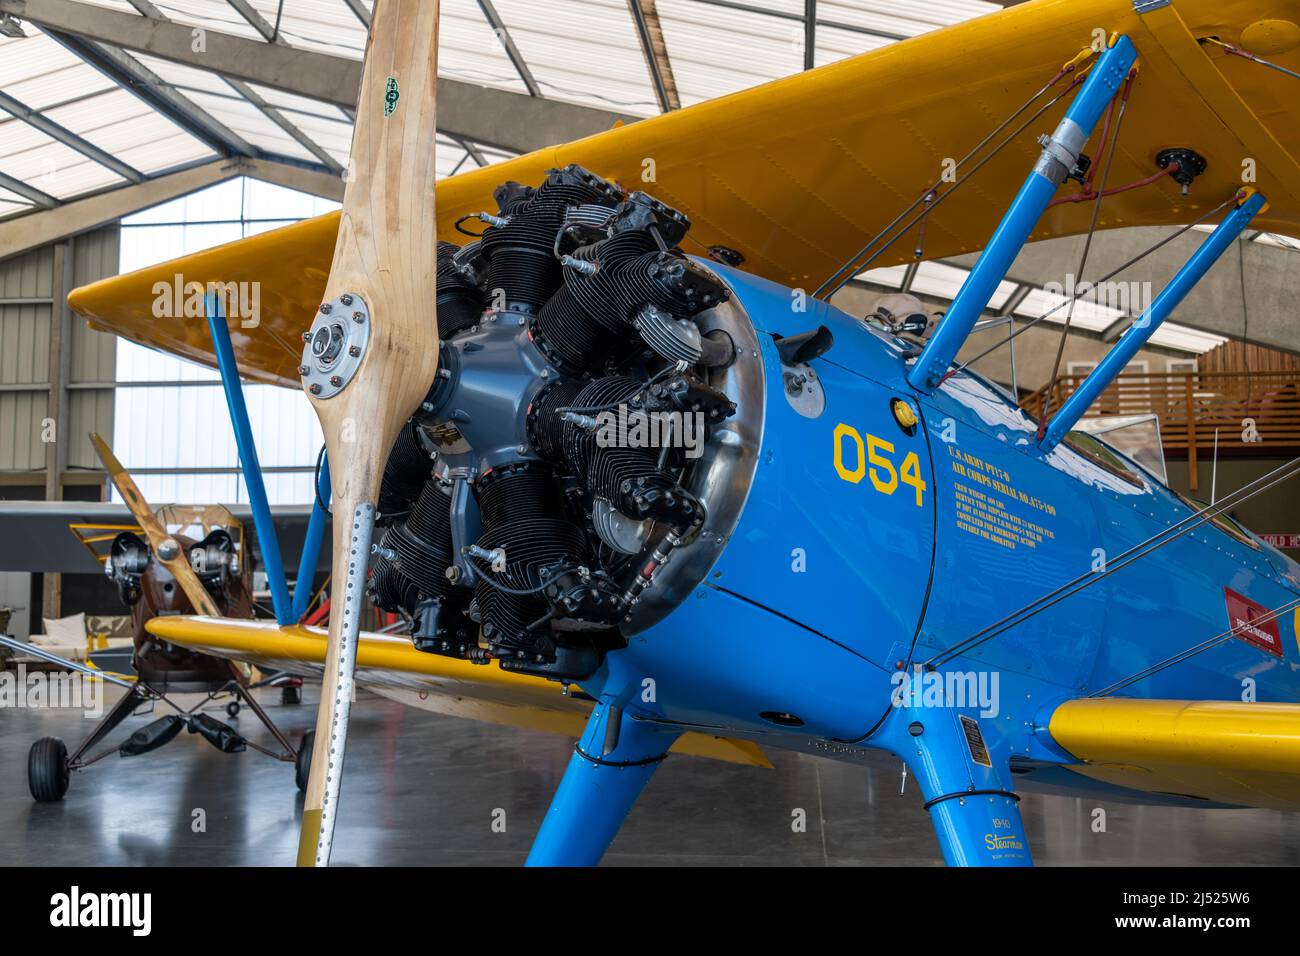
[300,293,370,399]
[157,536,181,561]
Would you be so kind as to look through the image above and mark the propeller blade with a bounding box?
[89,432,222,617]
[295,0,442,867]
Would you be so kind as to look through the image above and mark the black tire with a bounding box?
[281,684,301,706]
[226,701,240,718]
[295,731,314,792]
[28,737,69,803]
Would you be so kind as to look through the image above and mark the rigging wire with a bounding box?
[939,194,1239,384]
[1091,597,1300,697]
[811,56,1094,300]
[1200,36,1300,82]
[923,454,1300,668]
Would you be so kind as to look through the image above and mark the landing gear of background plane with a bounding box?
[295,731,314,792]
[21,675,304,802]
[28,736,70,802]
[281,684,302,706]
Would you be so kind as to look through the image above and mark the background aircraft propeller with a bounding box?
[89,431,222,618]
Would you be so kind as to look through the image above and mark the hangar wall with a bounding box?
[0,226,119,475]
[0,226,119,635]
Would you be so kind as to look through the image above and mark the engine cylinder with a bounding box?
[471,464,590,652]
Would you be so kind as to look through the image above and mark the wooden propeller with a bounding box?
[295,0,442,866]
[90,432,222,618]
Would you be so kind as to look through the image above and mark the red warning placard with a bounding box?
[1223,588,1284,659]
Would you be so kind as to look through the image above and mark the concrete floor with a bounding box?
[2,684,1298,866]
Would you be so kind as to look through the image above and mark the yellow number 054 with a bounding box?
[833,423,926,507]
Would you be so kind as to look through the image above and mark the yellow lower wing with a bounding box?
[1050,698,1300,810]
[146,615,770,768]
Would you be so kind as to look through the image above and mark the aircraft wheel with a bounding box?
[281,684,301,706]
[28,737,69,802]
[295,731,314,792]
[226,701,241,718]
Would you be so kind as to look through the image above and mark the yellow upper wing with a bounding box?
[69,0,1300,387]
[1050,698,1300,810]
[146,615,770,768]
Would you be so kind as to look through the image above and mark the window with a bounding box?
[113,177,339,507]
[1063,430,1145,488]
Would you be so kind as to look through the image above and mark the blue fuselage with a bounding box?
[582,263,1300,781]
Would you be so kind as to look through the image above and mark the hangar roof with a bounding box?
[0,0,1283,354]
[0,0,1014,215]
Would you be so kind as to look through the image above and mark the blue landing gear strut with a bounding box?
[526,699,681,866]
[877,695,1031,866]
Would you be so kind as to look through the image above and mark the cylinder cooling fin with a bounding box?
[368,163,762,681]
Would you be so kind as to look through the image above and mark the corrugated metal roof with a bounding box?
[0,121,128,198]
[492,0,661,115]
[439,0,529,95]
[146,0,273,42]
[0,0,1023,214]
[0,0,1289,363]
[243,0,370,57]
[40,88,216,174]
[656,0,802,105]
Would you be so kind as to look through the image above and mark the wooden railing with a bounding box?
[1022,371,1300,477]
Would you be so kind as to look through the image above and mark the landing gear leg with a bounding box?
[526,699,680,867]
[30,682,151,800]
[879,701,1031,867]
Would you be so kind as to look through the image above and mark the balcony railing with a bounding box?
[1022,371,1300,487]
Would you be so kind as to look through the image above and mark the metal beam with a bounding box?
[3,0,357,104]
[0,157,344,260]
[803,0,816,71]
[117,0,343,183]
[42,239,73,618]
[44,27,254,157]
[238,156,344,200]
[0,169,57,208]
[226,0,283,43]
[223,78,344,173]
[899,259,919,293]
[450,134,489,168]
[340,0,370,28]
[0,159,227,261]
[685,0,908,43]
[628,0,679,111]
[122,0,161,17]
[997,282,1032,318]
[475,0,540,97]
[437,82,630,154]
[0,90,145,183]
[1,0,636,152]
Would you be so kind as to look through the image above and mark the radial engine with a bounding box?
[365,164,768,680]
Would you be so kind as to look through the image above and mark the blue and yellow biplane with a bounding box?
[63,0,1300,867]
